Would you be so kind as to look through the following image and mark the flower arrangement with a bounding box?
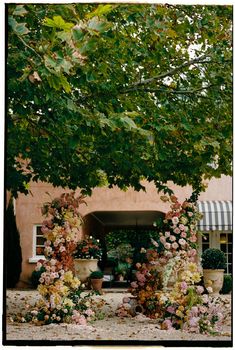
[73,236,102,260]
[13,192,101,325]
[117,194,228,334]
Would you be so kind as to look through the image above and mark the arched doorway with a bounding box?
[83,210,164,287]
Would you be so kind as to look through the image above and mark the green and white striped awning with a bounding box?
[197,200,232,231]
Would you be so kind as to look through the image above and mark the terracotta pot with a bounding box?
[74,259,98,282]
[203,269,224,295]
[91,278,103,292]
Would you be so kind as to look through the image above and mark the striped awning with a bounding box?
[197,200,232,231]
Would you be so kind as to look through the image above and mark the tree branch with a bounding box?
[141,83,218,95]
[17,35,43,61]
[123,54,210,92]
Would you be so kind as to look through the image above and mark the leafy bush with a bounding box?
[201,248,226,270]
[220,275,232,294]
[89,270,104,279]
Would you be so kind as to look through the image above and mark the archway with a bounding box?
[83,210,164,287]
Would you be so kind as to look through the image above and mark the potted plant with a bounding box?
[114,262,129,281]
[201,248,226,295]
[73,236,102,282]
[89,270,104,292]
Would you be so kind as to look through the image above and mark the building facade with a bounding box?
[10,175,232,288]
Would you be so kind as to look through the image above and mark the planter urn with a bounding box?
[74,259,98,282]
[203,269,224,295]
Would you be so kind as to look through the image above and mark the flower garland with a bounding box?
[13,192,100,325]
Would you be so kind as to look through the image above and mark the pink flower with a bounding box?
[172,242,179,250]
[131,281,138,289]
[172,216,179,225]
[179,224,185,231]
[160,236,166,244]
[188,316,199,327]
[179,238,186,246]
[169,235,176,242]
[166,306,176,314]
[190,306,198,317]
[180,232,187,238]
[162,319,173,330]
[136,272,146,283]
[165,231,171,238]
[173,227,181,234]
[78,316,87,325]
[188,212,193,217]
[189,235,197,243]
[85,309,94,317]
[164,242,171,250]
[196,286,204,295]
[180,281,188,292]
[188,248,197,257]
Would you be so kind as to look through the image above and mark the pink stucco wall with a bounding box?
[13,175,232,287]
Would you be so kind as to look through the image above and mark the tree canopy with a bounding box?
[7,4,232,197]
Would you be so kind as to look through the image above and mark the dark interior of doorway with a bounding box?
[97,227,159,288]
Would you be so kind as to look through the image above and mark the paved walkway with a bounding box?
[4,289,232,345]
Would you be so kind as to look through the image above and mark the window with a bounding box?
[33,225,45,258]
[201,232,210,252]
[220,232,232,275]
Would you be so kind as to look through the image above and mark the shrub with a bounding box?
[221,275,232,294]
[201,248,226,270]
[89,270,104,279]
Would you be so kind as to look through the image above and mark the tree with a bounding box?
[7,4,232,197]
[5,197,22,287]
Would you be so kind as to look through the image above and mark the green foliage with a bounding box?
[89,270,104,279]
[5,198,22,287]
[7,4,232,197]
[201,248,226,270]
[220,274,232,294]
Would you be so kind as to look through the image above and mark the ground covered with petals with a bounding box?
[6,290,231,342]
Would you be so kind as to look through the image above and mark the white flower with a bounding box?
[172,216,179,225]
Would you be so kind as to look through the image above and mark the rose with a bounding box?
[165,231,171,238]
[169,235,176,242]
[179,238,186,246]
[172,216,179,225]
[173,227,181,234]
[172,242,179,250]
[180,232,187,238]
[164,242,171,250]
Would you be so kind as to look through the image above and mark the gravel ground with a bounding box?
[4,289,232,344]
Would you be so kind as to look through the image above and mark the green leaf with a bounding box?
[72,27,85,41]
[9,16,30,35]
[13,5,28,17]
[88,16,111,33]
[43,16,74,31]
[86,4,114,19]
